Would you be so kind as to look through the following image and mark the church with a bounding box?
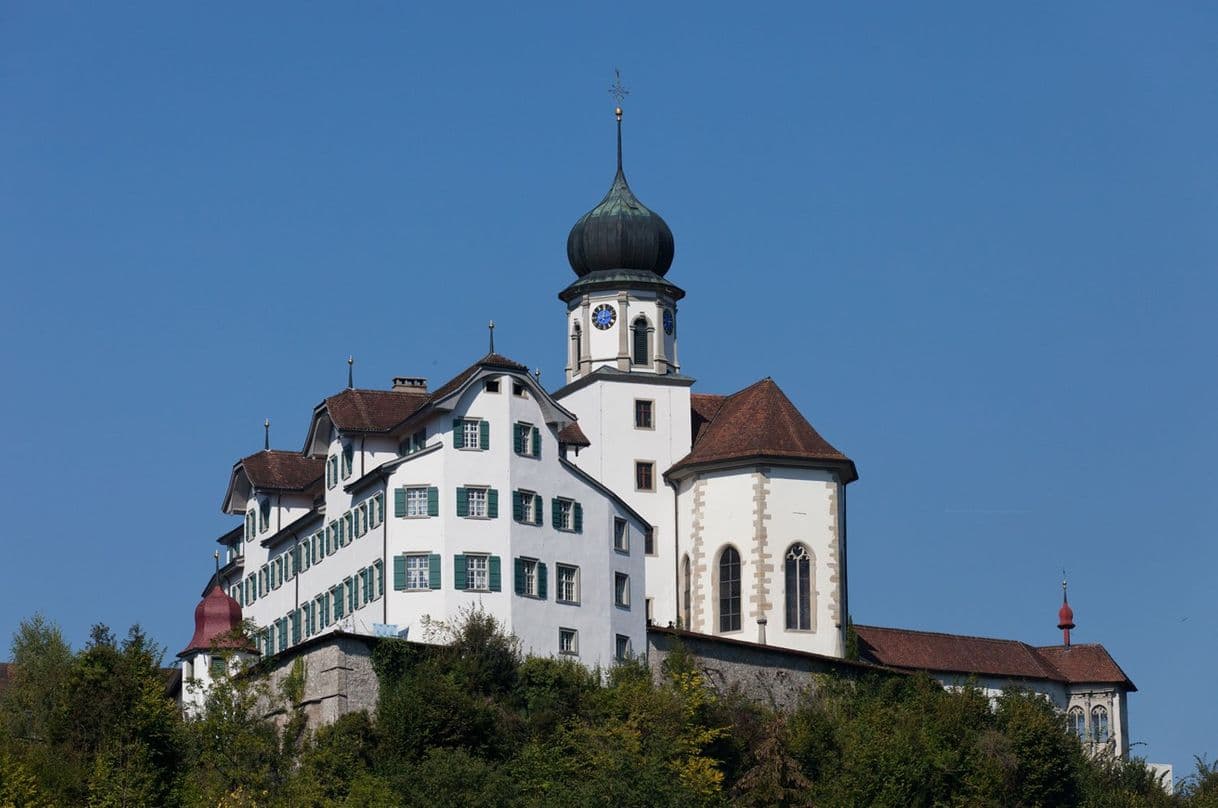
[179,104,1137,760]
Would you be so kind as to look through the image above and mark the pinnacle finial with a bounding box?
[347,356,354,389]
[609,69,629,172]
[264,418,270,451]
[488,320,496,353]
[213,550,221,577]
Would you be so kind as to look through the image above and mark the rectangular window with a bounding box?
[312,531,325,563]
[513,382,527,397]
[375,559,385,597]
[635,461,655,491]
[370,492,384,528]
[466,554,489,591]
[557,564,579,604]
[484,379,500,393]
[520,558,538,597]
[646,597,654,624]
[559,628,578,655]
[634,399,654,429]
[616,634,632,661]
[327,455,339,489]
[645,527,656,556]
[614,572,630,608]
[453,417,489,450]
[555,499,573,531]
[341,442,353,479]
[342,513,354,546]
[406,486,429,517]
[466,487,489,518]
[405,554,430,590]
[614,518,629,552]
[355,503,368,537]
[411,429,426,453]
[463,419,481,448]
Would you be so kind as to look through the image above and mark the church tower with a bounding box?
[554,103,693,628]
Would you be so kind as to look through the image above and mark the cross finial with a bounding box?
[609,68,629,114]
[347,356,354,389]
[264,418,270,451]
[488,320,495,353]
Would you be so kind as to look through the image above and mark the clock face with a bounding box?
[663,309,674,335]
[592,304,616,330]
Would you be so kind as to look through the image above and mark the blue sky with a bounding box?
[2,1,1215,774]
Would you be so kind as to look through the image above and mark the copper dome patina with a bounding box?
[566,110,675,278]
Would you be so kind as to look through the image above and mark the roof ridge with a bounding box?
[855,624,1038,647]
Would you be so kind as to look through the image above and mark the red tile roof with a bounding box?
[557,421,591,447]
[323,389,429,433]
[239,451,324,491]
[855,625,1135,689]
[426,352,530,404]
[671,378,857,480]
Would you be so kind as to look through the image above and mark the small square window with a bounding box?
[614,572,630,609]
[559,628,578,655]
[635,461,655,491]
[484,379,500,393]
[634,399,654,429]
[405,554,430,590]
[614,518,629,553]
[557,564,580,604]
[513,382,527,397]
[615,634,632,661]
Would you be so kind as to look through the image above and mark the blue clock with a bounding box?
[663,309,674,335]
[592,304,616,330]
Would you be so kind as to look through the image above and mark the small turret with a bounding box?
[1057,577,1076,647]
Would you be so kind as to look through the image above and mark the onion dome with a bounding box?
[179,585,250,657]
[566,108,675,277]
[1057,599,1075,631]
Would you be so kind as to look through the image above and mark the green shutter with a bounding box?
[551,498,560,526]
[487,488,498,519]
[538,562,548,600]
[452,418,464,448]
[512,491,523,522]
[333,588,344,619]
[479,420,489,450]
[489,555,501,592]
[427,487,439,517]
[342,443,353,477]
[513,424,523,454]
[456,487,468,517]
[533,494,543,526]
[394,488,407,517]
[291,610,301,645]
[393,556,406,591]
[532,427,541,458]
[454,554,467,590]
[428,554,441,589]
[514,558,524,595]
[574,503,583,534]
[347,578,355,612]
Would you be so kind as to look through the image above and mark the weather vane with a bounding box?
[609,69,629,114]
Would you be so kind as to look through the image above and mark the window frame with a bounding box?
[466,553,490,592]
[559,627,578,655]
[404,553,431,591]
[405,486,430,518]
[634,399,654,430]
[461,419,482,451]
[615,634,632,661]
[614,571,631,609]
[784,543,814,632]
[613,517,629,553]
[556,564,580,605]
[718,546,743,633]
[635,460,656,492]
[555,498,573,531]
[520,557,539,598]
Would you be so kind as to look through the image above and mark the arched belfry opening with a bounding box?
[632,315,651,366]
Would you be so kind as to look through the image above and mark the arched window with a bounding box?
[632,316,650,366]
[681,554,692,628]
[785,544,813,630]
[718,547,741,632]
[1090,706,1109,744]
[1067,706,1086,740]
[571,322,582,369]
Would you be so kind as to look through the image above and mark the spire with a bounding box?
[347,356,354,389]
[610,68,627,177]
[1057,574,1076,648]
[263,419,270,451]
[488,320,496,353]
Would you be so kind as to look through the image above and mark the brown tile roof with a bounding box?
[215,523,244,546]
[239,451,324,491]
[426,352,530,404]
[557,421,591,447]
[670,378,857,480]
[855,625,1135,690]
[323,389,429,433]
[1036,645,1135,690]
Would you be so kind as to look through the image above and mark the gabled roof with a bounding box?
[427,353,530,403]
[854,625,1135,690]
[323,389,430,434]
[240,450,324,491]
[669,378,857,481]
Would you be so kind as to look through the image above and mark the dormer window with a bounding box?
[484,378,500,393]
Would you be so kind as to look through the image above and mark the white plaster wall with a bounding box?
[567,289,676,378]
[557,376,692,628]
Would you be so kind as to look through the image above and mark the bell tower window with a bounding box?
[571,321,582,370]
[631,316,650,366]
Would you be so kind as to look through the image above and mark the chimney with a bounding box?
[392,376,428,393]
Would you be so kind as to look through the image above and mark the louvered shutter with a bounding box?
[532,427,541,458]
[456,487,469,517]
[394,488,406,517]
[538,563,548,600]
[533,494,543,526]
[513,424,523,454]
[454,554,467,590]
[487,488,498,519]
[512,491,523,522]
[479,420,489,450]
[573,503,583,534]
[452,418,464,448]
[428,554,441,589]
[393,556,406,591]
[342,443,353,477]
[427,487,439,516]
[489,555,501,592]
[552,498,560,526]
[291,610,301,645]
[514,558,524,595]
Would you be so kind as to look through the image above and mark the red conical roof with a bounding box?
[1057,599,1075,630]
[178,585,253,657]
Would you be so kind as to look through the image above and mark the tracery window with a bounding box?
[1068,706,1086,740]
[718,547,742,632]
[785,543,813,630]
[1091,705,1110,744]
